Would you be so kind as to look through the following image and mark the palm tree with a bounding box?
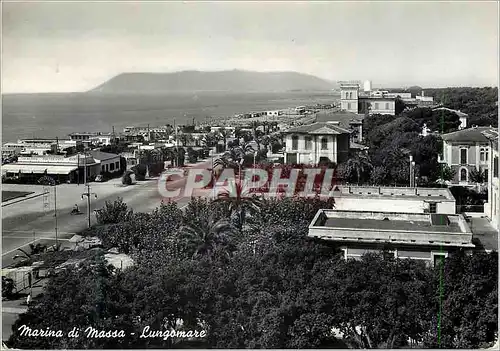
[218,128,231,151]
[178,216,237,259]
[345,153,373,185]
[214,179,262,231]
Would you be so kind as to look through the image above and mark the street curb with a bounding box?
[1,193,45,208]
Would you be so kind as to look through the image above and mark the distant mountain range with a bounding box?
[90,70,337,93]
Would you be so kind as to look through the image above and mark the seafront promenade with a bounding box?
[1,155,220,268]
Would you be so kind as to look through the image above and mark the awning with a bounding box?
[2,164,78,175]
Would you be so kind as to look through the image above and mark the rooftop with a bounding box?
[432,107,468,117]
[331,186,455,201]
[91,150,120,161]
[442,126,494,143]
[315,111,363,129]
[482,129,499,142]
[284,122,352,135]
[309,209,473,248]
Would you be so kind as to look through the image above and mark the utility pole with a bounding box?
[54,182,58,245]
[409,155,416,188]
[38,175,58,245]
[81,183,97,229]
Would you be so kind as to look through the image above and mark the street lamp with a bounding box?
[82,185,98,228]
[38,175,58,245]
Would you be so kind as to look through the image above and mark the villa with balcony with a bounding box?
[440,126,495,185]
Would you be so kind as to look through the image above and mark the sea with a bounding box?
[1,91,338,143]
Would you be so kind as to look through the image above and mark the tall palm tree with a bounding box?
[214,179,262,231]
[251,121,261,150]
[218,128,231,151]
[178,216,237,259]
[345,153,373,185]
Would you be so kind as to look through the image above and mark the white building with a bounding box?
[90,151,121,175]
[482,129,499,230]
[69,132,117,146]
[283,121,352,164]
[338,81,396,115]
[308,209,474,266]
[433,107,468,130]
[331,186,456,214]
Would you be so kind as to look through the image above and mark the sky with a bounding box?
[2,1,499,93]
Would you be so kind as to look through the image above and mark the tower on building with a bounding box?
[338,81,360,114]
[363,80,372,93]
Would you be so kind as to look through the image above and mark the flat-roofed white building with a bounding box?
[331,186,456,214]
[308,209,474,266]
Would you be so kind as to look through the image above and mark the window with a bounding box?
[101,165,105,172]
[480,148,485,162]
[383,250,396,260]
[486,150,489,161]
[433,254,446,268]
[429,202,437,214]
[385,103,389,110]
[347,103,352,110]
[460,148,468,164]
[460,168,468,182]
[115,161,119,169]
[110,162,115,171]
[321,137,328,150]
[304,136,313,150]
[291,135,299,150]
[485,171,488,182]
[374,103,379,110]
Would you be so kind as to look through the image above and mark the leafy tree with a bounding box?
[2,276,15,299]
[132,164,147,181]
[437,164,456,182]
[425,87,498,127]
[394,96,406,116]
[470,168,487,184]
[95,198,133,225]
[423,251,498,348]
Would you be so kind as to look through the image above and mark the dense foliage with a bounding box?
[425,87,498,127]
[359,115,443,186]
[7,198,498,349]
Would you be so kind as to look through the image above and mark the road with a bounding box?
[2,157,218,267]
